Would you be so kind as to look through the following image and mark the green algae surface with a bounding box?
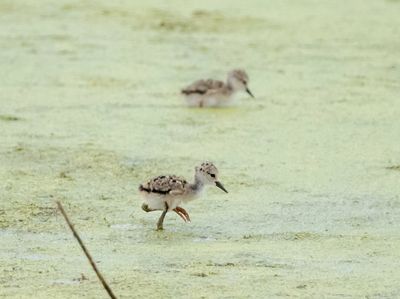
[1,0,400,298]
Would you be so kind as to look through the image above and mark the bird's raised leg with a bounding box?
[174,207,191,222]
[142,203,156,213]
[156,202,169,231]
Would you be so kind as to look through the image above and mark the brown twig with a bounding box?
[56,201,117,299]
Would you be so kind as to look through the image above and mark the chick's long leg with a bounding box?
[156,202,169,231]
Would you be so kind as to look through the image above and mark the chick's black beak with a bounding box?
[215,181,228,193]
[246,87,254,98]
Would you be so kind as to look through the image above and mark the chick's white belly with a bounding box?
[142,193,182,211]
[185,94,203,107]
[185,93,234,107]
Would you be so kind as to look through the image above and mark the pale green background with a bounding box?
[1,0,400,298]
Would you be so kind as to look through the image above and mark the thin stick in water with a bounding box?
[56,201,117,299]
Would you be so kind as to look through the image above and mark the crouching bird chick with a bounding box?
[139,162,228,230]
[182,69,254,107]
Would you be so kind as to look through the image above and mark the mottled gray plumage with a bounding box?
[139,175,188,195]
[181,79,225,95]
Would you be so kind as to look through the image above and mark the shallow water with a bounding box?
[1,0,400,298]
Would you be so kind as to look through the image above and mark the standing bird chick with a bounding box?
[182,69,254,107]
[139,162,228,230]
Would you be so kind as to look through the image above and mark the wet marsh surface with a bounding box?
[1,0,400,298]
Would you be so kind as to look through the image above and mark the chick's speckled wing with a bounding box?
[182,79,224,95]
[139,175,187,195]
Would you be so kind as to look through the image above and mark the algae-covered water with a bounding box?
[1,0,400,298]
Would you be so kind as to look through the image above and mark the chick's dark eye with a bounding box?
[210,174,216,178]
